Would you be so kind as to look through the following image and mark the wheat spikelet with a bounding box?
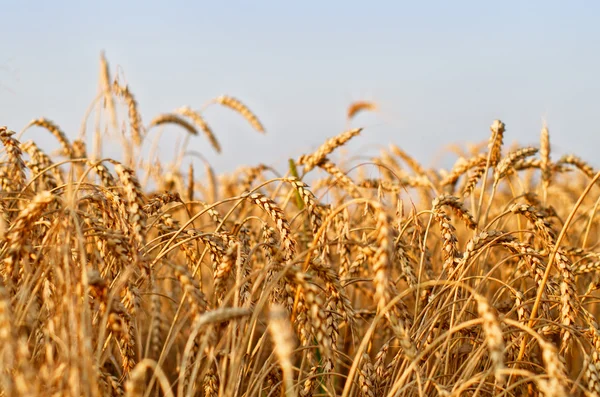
[25,118,74,158]
[0,127,27,194]
[2,191,55,286]
[540,123,552,186]
[583,322,600,396]
[372,205,415,358]
[585,353,600,397]
[432,194,477,229]
[432,197,461,274]
[113,163,147,251]
[244,192,296,261]
[389,144,427,176]
[300,365,318,397]
[395,240,419,293]
[189,180,205,218]
[555,250,578,350]
[99,52,118,130]
[574,260,600,275]
[347,100,377,120]
[558,154,596,179]
[358,353,376,397]
[494,147,539,181]
[474,293,505,384]
[213,95,265,133]
[98,369,123,397]
[71,140,119,187]
[295,271,333,356]
[268,304,296,397]
[317,158,363,199]
[112,81,143,146]
[373,341,390,392]
[143,192,181,216]
[462,156,487,198]
[203,367,218,397]
[175,106,221,153]
[297,128,362,172]
[88,159,117,188]
[124,360,173,397]
[459,229,515,268]
[513,157,569,174]
[148,113,199,135]
[20,140,63,190]
[537,339,569,397]
[442,155,481,187]
[173,265,207,317]
[106,303,137,375]
[509,203,556,246]
[239,164,268,191]
[213,242,238,304]
[285,177,323,235]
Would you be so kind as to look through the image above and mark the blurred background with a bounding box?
[2,0,599,174]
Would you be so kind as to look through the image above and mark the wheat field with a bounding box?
[1,54,599,397]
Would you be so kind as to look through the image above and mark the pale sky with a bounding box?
[2,1,599,175]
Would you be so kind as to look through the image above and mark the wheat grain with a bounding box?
[488,120,505,167]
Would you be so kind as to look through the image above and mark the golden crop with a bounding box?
[0,54,597,397]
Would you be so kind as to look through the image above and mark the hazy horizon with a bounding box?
[2,1,600,175]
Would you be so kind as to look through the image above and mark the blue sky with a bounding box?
[2,1,599,175]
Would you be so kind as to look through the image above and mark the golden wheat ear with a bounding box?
[99,51,118,130]
[175,106,221,153]
[297,127,362,172]
[347,100,377,120]
[24,118,74,159]
[212,95,265,133]
[112,81,143,146]
[148,113,199,136]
